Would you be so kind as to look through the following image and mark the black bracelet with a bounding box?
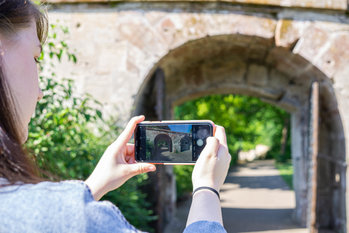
[192,186,220,199]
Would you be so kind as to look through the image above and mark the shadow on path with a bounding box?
[222,208,303,232]
[223,175,290,190]
[164,160,307,233]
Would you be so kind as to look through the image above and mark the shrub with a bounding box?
[174,165,194,199]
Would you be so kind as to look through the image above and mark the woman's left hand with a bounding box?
[85,115,156,201]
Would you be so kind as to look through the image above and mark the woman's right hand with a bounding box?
[186,125,231,227]
[192,126,231,192]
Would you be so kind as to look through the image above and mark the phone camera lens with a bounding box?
[196,139,204,147]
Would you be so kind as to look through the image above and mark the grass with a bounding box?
[275,160,293,190]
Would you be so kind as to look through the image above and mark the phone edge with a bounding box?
[134,120,214,164]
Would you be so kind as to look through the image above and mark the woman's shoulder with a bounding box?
[0,179,92,208]
[0,178,87,192]
[0,180,144,233]
[0,179,88,202]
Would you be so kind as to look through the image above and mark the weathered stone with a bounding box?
[292,25,330,66]
[42,0,348,11]
[228,15,276,39]
[247,64,268,86]
[333,64,349,102]
[246,85,284,100]
[202,59,247,83]
[43,3,349,232]
[275,19,306,48]
[116,15,168,57]
[110,70,141,117]
[315,32,349,78]
[161,14,277,50]
[268,69,289,90]
[267,47,311,78]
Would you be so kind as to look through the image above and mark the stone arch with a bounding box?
[154,133,173,160]
[180,135,191,152]
[134,34,346,232]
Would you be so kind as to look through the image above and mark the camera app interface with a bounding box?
[137,124,211,163]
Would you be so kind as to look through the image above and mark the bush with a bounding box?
[174,165,194,199]
[25,23,154,231]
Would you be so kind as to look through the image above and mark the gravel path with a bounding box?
[164,160,307,233]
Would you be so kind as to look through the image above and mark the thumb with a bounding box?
[199,137,220,160]
[127,163,156,177]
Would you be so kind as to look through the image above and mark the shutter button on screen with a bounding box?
[196,139,204,147]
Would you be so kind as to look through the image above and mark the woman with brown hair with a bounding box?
[0,1,231,232]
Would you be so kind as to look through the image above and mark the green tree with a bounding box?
[175,94,291,163]
[173,94,291,198]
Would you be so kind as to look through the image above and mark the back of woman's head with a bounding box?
[0,0,48,185]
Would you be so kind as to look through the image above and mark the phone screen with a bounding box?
[135,122,213,164]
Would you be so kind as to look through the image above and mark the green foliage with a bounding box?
[25,23,154,231]
[173,94,291,199]
[174,165,194,199]
[275,161,293,189]
[28,77,107,179]
[174,94,291,164]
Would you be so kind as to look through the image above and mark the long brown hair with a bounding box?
[0,0,48,185]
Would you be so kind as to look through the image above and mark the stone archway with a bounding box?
[135,34,346,232]
[154,134,173,160]
[40,1,349,232]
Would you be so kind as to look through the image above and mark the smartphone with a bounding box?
[135,120,214,165]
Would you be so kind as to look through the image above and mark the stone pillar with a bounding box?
[291,111,308,226]
[134,69,176,233]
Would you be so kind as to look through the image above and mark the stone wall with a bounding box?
[43,0,348,11]
[43,1,349,232]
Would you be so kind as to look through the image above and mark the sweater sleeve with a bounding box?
[0,180,147,233]
[183,221,227,233]
[82,182,146,233]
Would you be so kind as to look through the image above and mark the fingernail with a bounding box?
[148,166,156,171]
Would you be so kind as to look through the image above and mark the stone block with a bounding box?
[275,19,307,48]
[229,15,276,39]
[205,14,276,39]
[246,64,268,86]
[202,59,247,84]
[166,14,276,50]
[164,14,211,49]
[333,63,349,95]
[316,32,349,78]
[292,25,330,66]
[116,13,168,57]
[151,14,185,50]
[248,43,270,62]
[268,69,290,90]
[267,47,312,78]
